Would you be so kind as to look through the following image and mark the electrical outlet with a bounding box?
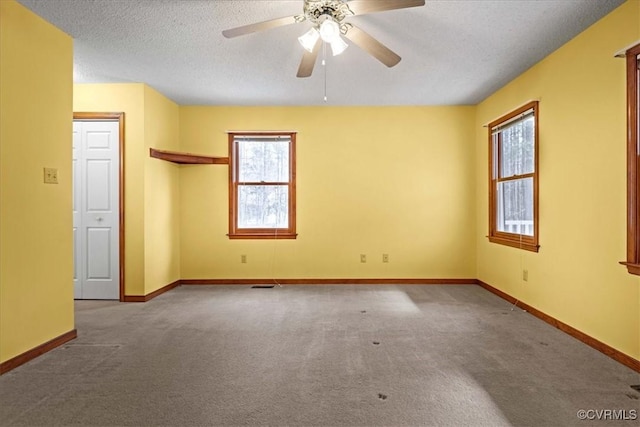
[360,254,367,263]
[522,269,528,282]
[43,168,58,184]
[382,254,389,263]
[241,254,247,264]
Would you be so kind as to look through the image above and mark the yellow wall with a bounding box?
[0,0,74,363]
[144,86,181,294]
[475,0,640,359]
[73,83,147,296]
[179,106,476,279]
[73,83,181,296]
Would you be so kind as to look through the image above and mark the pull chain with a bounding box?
[323,42,327,103]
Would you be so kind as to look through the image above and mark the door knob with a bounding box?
[96,217,104,222]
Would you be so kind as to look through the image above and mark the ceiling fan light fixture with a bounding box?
[317,16,348,56]
[298,27,320,52]
[319,17,340,42]
[329,36,348,56]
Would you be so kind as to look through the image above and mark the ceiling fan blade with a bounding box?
[297,39,322,78]
[344,25,401,68]
[222,15,299,38]
[347,0,425,16]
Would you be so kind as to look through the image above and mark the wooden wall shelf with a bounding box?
[150,148,229,165]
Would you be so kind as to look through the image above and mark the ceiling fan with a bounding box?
[222,0,426,78]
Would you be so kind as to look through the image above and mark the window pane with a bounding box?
[500,116,534,177]
[496,177,534,236]
[238,139,290,183]
[238,185,289,228]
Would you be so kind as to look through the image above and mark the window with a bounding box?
[488,101,539,252]
[622,43,640,275]
[228,132,297,239]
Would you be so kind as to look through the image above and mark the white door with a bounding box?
[73,120,120,300]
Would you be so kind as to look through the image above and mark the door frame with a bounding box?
[73,112,125,301]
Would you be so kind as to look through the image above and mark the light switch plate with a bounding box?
[44,168,58,184]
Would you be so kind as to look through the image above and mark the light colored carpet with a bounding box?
[0,284,638,426]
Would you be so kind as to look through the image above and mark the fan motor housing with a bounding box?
[303,0,353,24]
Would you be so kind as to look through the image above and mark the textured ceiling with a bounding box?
[18,0,625,106]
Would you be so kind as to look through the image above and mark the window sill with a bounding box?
[228,233,297,240]
[488,236,539,252]
[620,261,640,276]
